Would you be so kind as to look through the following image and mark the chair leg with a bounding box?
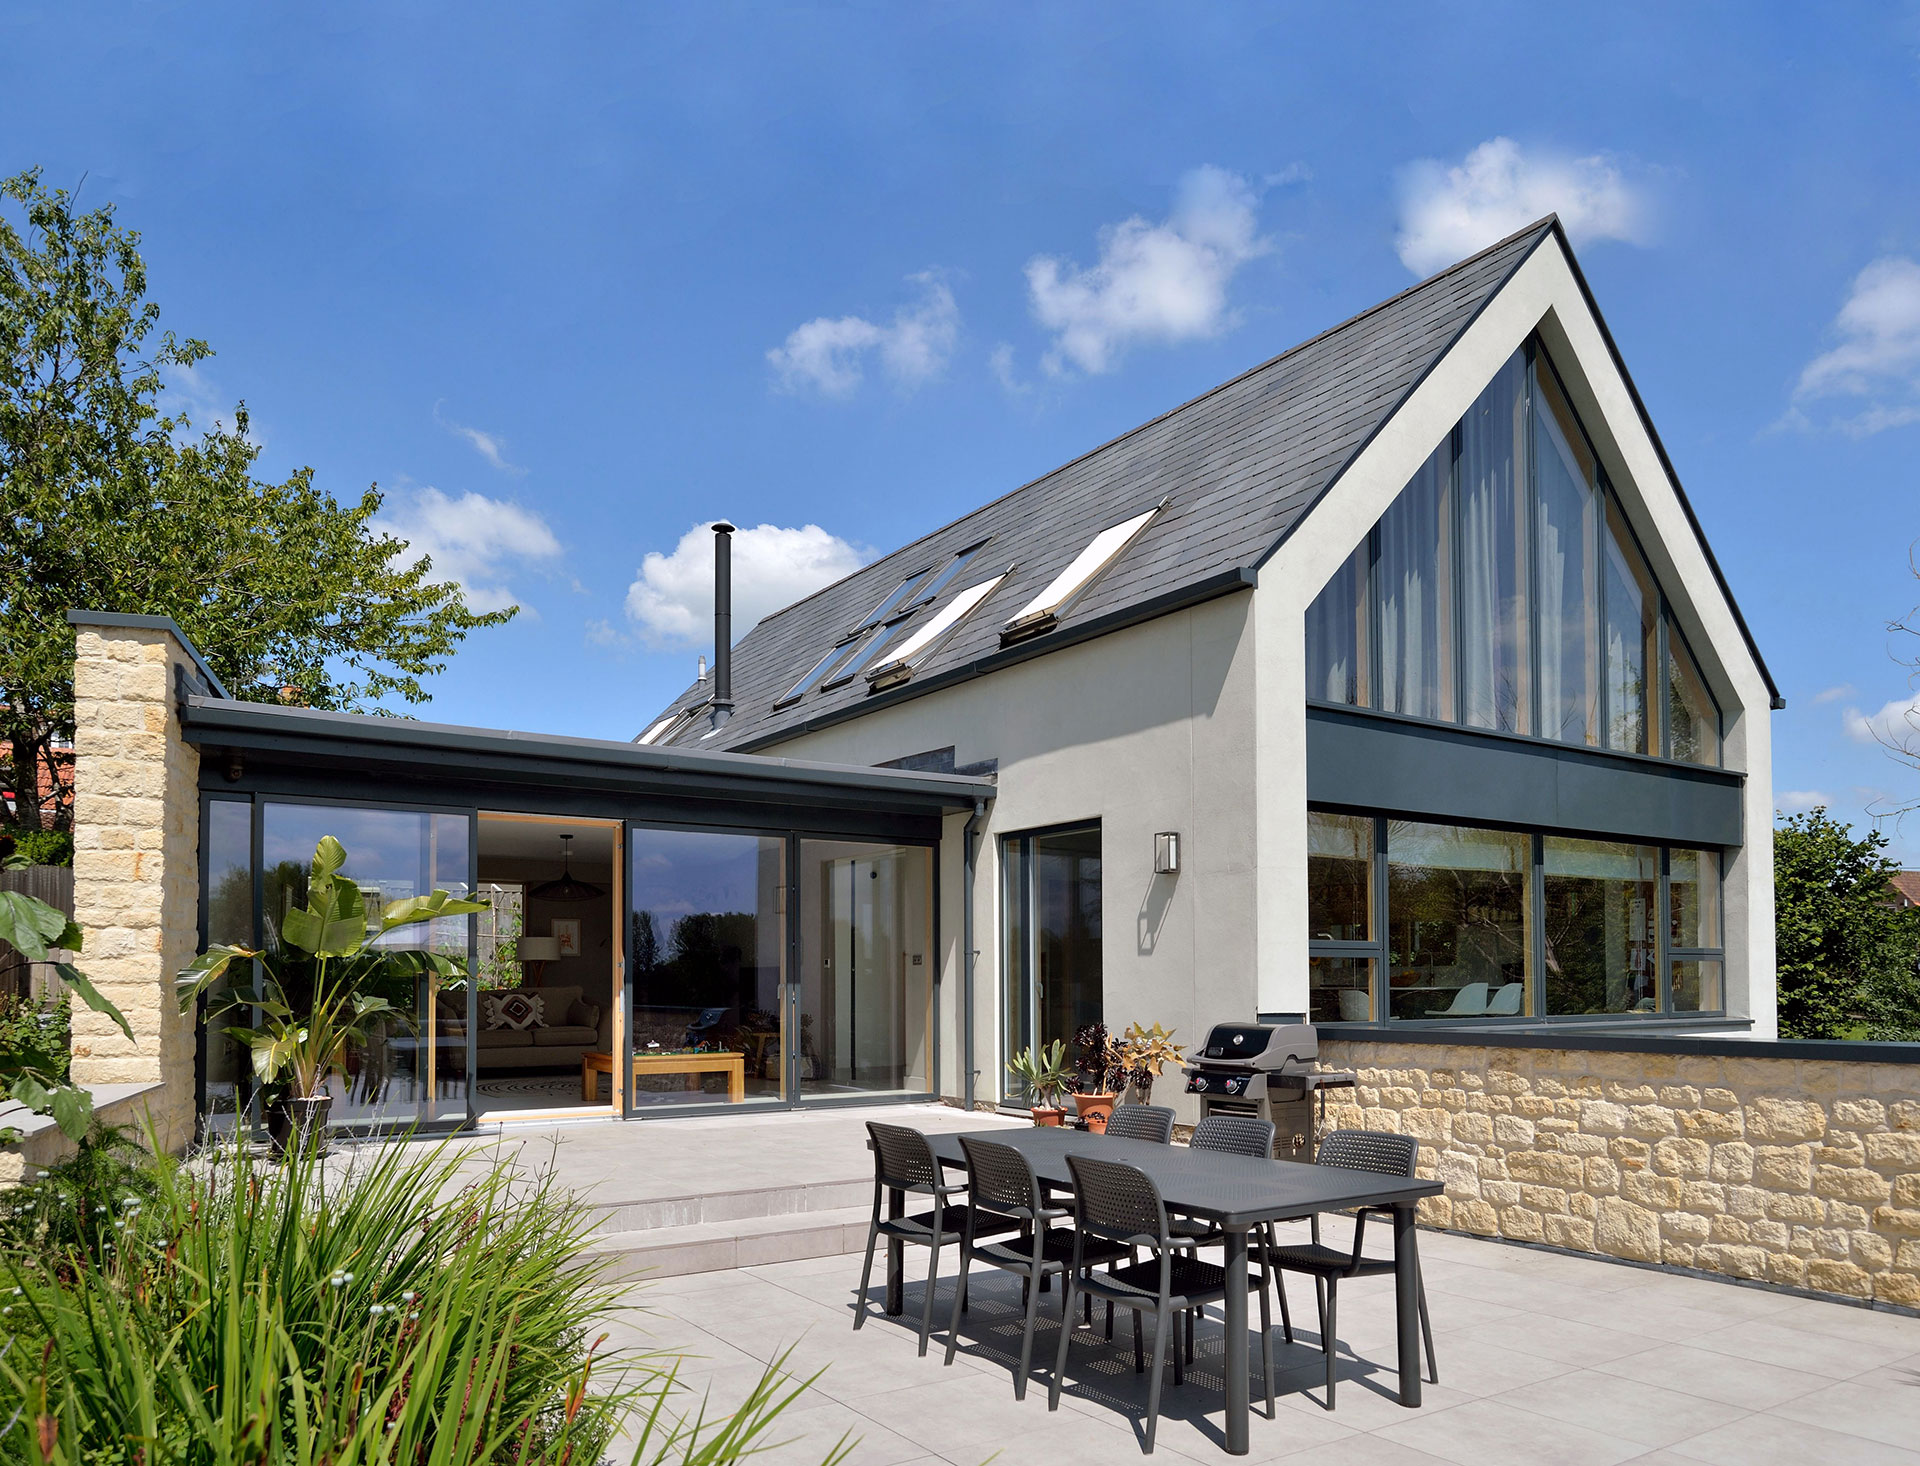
[1322,1279,1338,1411]
[1133,1309,1144,1373]
[917,1236,940,1357]
[1105,1299,1114,1341]
[1257,1273,1275,1418]
[1048,1275,1077,1412]
[1145,1307,1169,1455]
[1274,1269,1294,1343]
[1313,1276,1328,1352]
[1184,1303,1194,1365]
[852,1219,880,1331]
[1418,1274,1438,1384]
[943,1249,971,1367]
[1015,1264,1044,1401]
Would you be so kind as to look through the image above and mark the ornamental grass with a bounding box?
[0,1127,844,1465]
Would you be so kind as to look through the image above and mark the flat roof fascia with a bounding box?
[181,696,995,810]
[1316,1020,1920,1066]
[67,610,231,698]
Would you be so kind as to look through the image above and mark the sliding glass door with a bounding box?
[1001,822,1102,1100]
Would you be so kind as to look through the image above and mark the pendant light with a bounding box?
[529,833,603,903]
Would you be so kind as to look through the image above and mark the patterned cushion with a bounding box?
[484,991,546,1031]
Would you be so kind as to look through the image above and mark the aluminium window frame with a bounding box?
[1306,805,1729,1026]
[1308,334,1724,773]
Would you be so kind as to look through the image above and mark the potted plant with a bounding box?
[1117,1021,1186,1103]
[178,835,485,1155]
[1070,1023,1127,1132]
[1006,1039,1073,1125]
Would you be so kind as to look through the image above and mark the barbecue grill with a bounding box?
[1182,1022,1355,1160]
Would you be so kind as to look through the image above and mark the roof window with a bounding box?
[774,635,874,707]
[850,567,935,635]
[636,702,706,745]
[636,713,680,745]
[866,569,1011,692]
[903,539,986,612]
[1001,502,1164,644]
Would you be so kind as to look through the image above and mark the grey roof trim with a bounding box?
[66,610,232,698]
[730,566,1258,753]
[1543,223,1783,708]
[1253,217,1555,572]
[180,696,996,806]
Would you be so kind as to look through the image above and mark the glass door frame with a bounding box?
[621,818,943,1119]
[998,819,1103,1105]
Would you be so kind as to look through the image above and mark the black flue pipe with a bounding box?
[711,521,735,727]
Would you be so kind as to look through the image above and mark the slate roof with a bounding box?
[645,217,1772,756]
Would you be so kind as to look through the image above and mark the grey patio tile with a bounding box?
[1766,1364,1920,1451]
[1269,1356,1482,1426]
[1371,1396,1647,1466]
[1445,1312,1661,1369]
[1764,1296,1920,1351]
[1491,1367,1746,1449]
[1684,1314,1917,1378]
[1593,1343,1831,1412]
[734,1396,928,1466]
[845,1366,1072,1455]
[1663,1410,1920,1466]
[1262,1439,1461,1466]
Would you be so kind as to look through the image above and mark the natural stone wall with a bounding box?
[1319,1038,1920,1308]
[67,623,202,1153]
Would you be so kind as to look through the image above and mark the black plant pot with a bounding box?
[268,1094,333,1158]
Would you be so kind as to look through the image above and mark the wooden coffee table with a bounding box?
[581,1049,746,1104]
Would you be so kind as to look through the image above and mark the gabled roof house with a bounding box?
[641,218,1778,1087]
[56,217,1777,1152]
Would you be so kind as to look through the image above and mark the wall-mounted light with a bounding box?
[1154,831,1180,875]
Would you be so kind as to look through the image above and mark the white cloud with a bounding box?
[434,402,524,473]
[623,521,869,649]
[1776,790,1834,813]
[377,486,562,614]
[1844,691,1920,746]
[1790,257,1920,436]
[767,273,958,397]
[1024,165,1270,376]
[1811,683,1855,705]
[988,343,1029,396]
[1394,137,1649,277]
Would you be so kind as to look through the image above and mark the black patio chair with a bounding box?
[855,1121,1020,1355]
[1048,1152,1274,1455]
[1104,1103,1175,1144]
[1267,1129,1438,1409]
[943,1135,1128,1398]
[1166,1115,1284,1362]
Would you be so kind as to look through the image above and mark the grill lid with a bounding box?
[1190,1022,1319,1072]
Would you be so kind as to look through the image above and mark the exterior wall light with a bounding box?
[1154,831,1180,875]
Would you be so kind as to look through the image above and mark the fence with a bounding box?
[0,863,75,1001]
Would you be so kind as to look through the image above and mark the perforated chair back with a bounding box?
[1066,1151,1168,1249]
[868,1120,940,1193]
[1316,1128,1419,1179]
[959,1135,1043,1221]
[1105,1103,1176,1144]
[1190,1113,1276,1160]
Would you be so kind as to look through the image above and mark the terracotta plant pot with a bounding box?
[269,1094,334,1158]
[1031,1105,1066,1127]
[1074,1093,1117,1132]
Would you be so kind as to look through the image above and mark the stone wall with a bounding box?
[1319,1037,1920,1308]
[66,620,203,1153]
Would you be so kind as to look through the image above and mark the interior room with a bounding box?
[469,814,619,1115]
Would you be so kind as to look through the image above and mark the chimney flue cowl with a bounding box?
[710,521,735,728]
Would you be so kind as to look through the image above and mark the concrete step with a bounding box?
[584,1176,869,1235]
[585,1203,874,1280]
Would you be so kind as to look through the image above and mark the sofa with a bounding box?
[439,984,614,1074]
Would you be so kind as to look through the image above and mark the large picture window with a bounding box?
[1304,339,1720,767]
[1308,808,1725,1023]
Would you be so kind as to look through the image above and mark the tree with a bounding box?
[1774,807,1920,1040]
[1,168,512,830]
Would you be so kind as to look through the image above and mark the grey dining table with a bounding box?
[890,1125,1441,1456]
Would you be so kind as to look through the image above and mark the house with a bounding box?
[58,217,1778,1151]
[1891,871,1920,911]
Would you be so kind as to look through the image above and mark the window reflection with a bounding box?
[198,799,253,1128]
[1308,811,1372,941]
[1305,542,1368,706]
[1544,838,1658,1015]
[1667,620,1721,766]
[1460,351,1531,734]
[1310,956,1374,1023]
[1534,367,1599,747]
[1377,446,1453,721]
[1386,821,1531,1019]
[1603,497,1659,756]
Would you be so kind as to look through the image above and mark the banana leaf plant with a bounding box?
[0,853,134,1143]
[176,835,487,1100]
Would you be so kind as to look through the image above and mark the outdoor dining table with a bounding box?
[893,1126,1442,1456]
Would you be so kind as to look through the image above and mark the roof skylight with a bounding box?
[1001,502,1164,644]
[865,569,1011,692]
[636,713,680,745]
[850,567,935,635]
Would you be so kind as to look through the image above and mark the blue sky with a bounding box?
[5,3,1920,856]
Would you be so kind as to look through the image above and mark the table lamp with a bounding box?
[515,935,561,986]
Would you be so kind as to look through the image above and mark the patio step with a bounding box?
[584,1203,873,1280]
[583,1175,870,1236]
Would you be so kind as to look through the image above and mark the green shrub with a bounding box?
[0,992,69,1083]
[0,1127,843,1465]
[0,828,73,867]
[0,1120,160,1259]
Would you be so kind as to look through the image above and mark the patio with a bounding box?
[432,1103,1920,1463]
